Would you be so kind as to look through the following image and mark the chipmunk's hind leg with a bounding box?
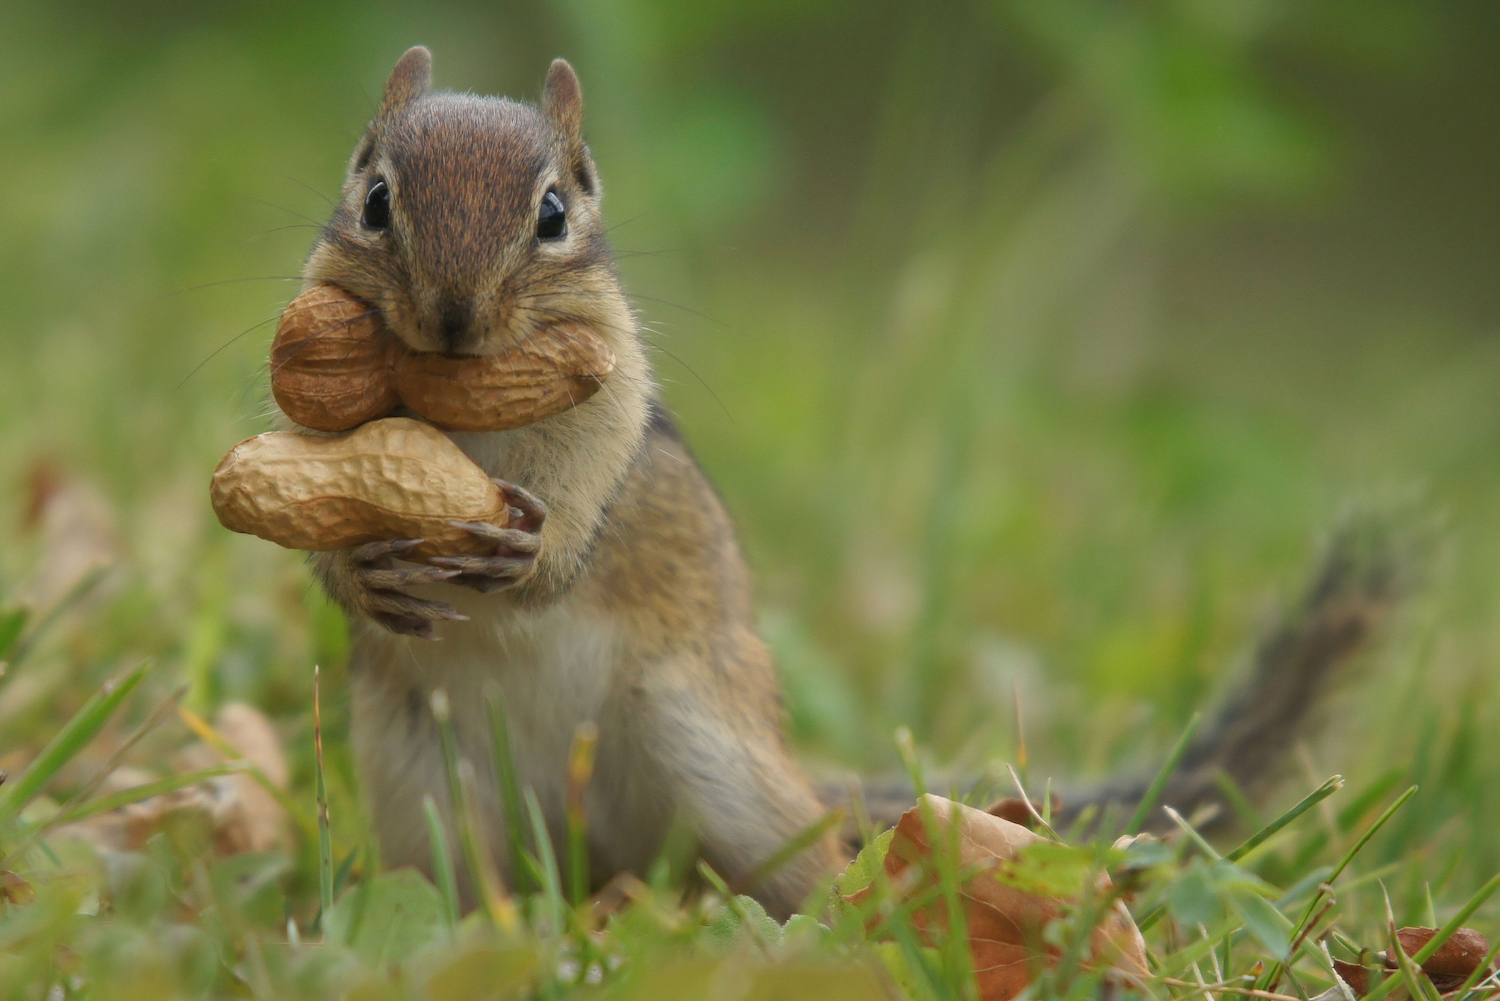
[636,666,843,920]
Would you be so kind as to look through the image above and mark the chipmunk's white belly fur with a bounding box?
[349,589,668,888]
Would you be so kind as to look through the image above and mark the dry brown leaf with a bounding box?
[0,870,34,906]
[1329,927,1494,1000]
[59,782,217,852]
[207,702,290,854]
[985,795,1062,831]
[1398,927,1492,980]
[848,794,1148,1001]
[59,703,289,857]
[1332,959,1374,996]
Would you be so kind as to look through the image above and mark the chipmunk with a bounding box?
[288,47,1405,918]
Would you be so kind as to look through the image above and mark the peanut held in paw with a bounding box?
[269,284,616,432]
[210,418,512,557]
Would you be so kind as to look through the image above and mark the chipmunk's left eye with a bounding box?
[537,189,566,240]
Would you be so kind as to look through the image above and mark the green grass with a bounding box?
[3,661,1496,1000]
[3,1,1500,997]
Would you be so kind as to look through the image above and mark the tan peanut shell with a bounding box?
[269,285,615,433]
[210,418,511,557]
[270,285,399,432]
[391,323,614,431]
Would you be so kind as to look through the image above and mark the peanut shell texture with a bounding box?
[270,285,399,432]
[270,285,616,432]
[210,418,512,557]
[391,323,614,431]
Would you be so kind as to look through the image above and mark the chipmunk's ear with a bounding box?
[380,46,432,119]
[543,58,584,140]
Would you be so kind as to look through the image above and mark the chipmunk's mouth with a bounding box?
[272,284,615,434]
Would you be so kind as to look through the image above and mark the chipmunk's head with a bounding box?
[307,47,626,357]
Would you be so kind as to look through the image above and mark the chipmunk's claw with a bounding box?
[349,538,467,636]
[435,489,544,592]
[491,478,546,533]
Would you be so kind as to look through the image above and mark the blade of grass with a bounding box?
[1261,785,1418,993]
[1361,871,1500,1001]
[0,659,149,829]
[524,787,566,936]
[333,848,358,897]
[844,780,957,1001]
[1007,762,1061,840]
[314,665,333,926]
[565,721,598,908]
[46,762,248,827]
[460,760,516,930]
[1165,805,1222,860]
[893,726,927,798]
[1336,771,1405,831]
[903,731,976,998]
[1227,776,1343,863]
[431,688,514,930]
[1125,712,1202,836]
[1,683,188,864]
[0,565,109,682]
[423,794,459,930]
[1205,925,1226,983]
[486,690,532,895]
[1158,976,1301,1001]
[1408,872,1500,965]
[1385,886,1445,1001]
[1014,680,1029,782]
[0,606,28,663]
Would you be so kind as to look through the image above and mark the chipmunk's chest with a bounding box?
[455,597,617,770]
[391,593,621,785]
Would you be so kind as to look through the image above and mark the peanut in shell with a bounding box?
[270,285,399,432]
[269,284,615,433]
[391,323,613,431]
[210,417,511,557]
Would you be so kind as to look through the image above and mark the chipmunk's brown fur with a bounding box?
[290,48,1405,919]
[296,48,836,917]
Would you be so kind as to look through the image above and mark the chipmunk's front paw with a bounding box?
[349,538,467,637]
[430,479,546,593]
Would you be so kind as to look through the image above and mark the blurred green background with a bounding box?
[2,0,1498,886]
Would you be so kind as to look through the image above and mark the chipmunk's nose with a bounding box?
[438,298,474,353]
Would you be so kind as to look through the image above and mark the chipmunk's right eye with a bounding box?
[362,180,391,229]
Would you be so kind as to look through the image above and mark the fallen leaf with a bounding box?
[846,794,1148,1001]
[985,795,1060,831]
[1332,959,1373,996]
[0,870,34,905]
[1328,927,1493,999]
[1397,927,1492,980]
[59,703,289,856]
[176,702,290,854]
